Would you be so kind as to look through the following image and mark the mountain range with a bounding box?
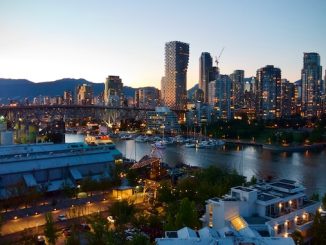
[0,78,136,104]
[0,78,199,104]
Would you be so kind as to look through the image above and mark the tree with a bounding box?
[86,213,109,245]
[164,213,176,231]
[174,198,199,229]
[310,193,320,201]
[311,211,326,245]
[44,212,58,245]
[86,213,124,245]
[20,229,37,245]
[110,200,136,228]
[128,233,150,245]
[249,175,257,185]
[322,193,326,209]
[157,181,175,203]
[65,231,81,245]
[290,230,304,245]
[61,181,74,198]
[0,213,3,237]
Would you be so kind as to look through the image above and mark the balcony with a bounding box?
[267,201,320,235]
[266,200,319,219]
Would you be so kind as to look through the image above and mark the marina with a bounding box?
[66,134,326,196]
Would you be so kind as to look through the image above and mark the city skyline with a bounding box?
[1,0,326,89]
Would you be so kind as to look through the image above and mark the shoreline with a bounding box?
[224,138,326,152]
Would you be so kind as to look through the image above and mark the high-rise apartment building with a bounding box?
[230,70,245,109]
[104,76,123,106]
[135,87,160,109]
[208,75,233,120]
[76,84,93,105]
[63,90,73,105]
[161,41,189,110]
[293,80,302,115]
[199,52,213,103]
[280,79,294,118]
[301,52,322,117]
[256,65,281,119]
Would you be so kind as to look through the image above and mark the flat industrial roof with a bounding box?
[0,149,121,175]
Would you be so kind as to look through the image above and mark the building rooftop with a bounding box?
[156,226,295,245]
[0,143,121,175]
[234,186,254,192]
[257,193,278,202]
[270,182,297,190]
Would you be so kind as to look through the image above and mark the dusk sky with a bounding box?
[1,0,325,89]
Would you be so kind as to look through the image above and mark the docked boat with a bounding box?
[120,134,132,140]
[185,143,196,148]
[215,139,225,146]
[85,135,113,145]
[135,135,148,142]
[195,139,225,148]
[151,141,166,149]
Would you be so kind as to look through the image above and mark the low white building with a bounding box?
[202,179,320,241]
[157,179,321,245]
[156,226,295,245]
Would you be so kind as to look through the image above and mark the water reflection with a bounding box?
[65,134,326,196]
[116,140,326,196]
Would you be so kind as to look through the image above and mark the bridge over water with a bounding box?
[0,105,185,125]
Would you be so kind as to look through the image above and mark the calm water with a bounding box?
[65,134,326,196]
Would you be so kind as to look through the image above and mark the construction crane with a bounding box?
[214,47,225,72]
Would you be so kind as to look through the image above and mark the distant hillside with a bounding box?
[0,78,136,104]
[0,78,196,104]
[187,83,199,99]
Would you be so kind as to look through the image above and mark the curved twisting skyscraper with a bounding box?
[161,41,189,110]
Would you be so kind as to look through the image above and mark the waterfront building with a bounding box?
[256,65,282,120]
[199,52,213,103]
[161,41,189,110]
[135,87,160,109]
[0,142,122,199]
[208,74,233,120]
[230,70,245,109]
[301,52,322,118]
[202,179,320,243]
[294,80,302,115]
[186,102,212,133]
[76,84,93,105]
[280,79,294,118]
[146,107,180,133]
[237,77,257,120]
[104,75,123,106]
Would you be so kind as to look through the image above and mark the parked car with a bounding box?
[57,214,67,221]
[62,227,72,236]
[80,223,91,231]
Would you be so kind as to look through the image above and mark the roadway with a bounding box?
[1,199,110,235]
[1,192,146,237]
